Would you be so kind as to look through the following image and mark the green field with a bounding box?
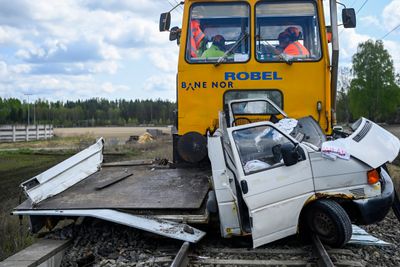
[0,151,70,260]
[0,135,172,261]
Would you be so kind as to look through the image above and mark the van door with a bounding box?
[227,122,314,247]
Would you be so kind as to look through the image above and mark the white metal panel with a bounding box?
[21,138,104,204]
[309,152,370,191]
[227,122,314,248]
[344,118,400,168]
[218,202,242,237]
[208,136,241,237]
[252,194,312,247]
[349,225,392,246]
[13,209,205,243]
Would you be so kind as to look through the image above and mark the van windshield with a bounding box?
[255,2,322,62]
[187,3,250,63]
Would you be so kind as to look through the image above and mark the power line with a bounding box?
[172,0,184,11]
[349,0,358,6]
[381,23,400,40]
[356,0,369,15]
[166,0,182,15]
[339,0,366,35]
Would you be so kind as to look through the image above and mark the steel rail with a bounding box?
[171,241,190,267]
[311,234,335,267]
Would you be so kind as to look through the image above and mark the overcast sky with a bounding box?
[0,0,399,102]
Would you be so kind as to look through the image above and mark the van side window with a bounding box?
[232,125,294,175]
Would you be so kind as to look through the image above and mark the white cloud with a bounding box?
[89,61,119,75]
[9,64,31,74]
[101,82,129,93]
[383,39,400,72]
[147,48,178,73]
[142,74,176,100]
[0,61,8,77]
[383,0,400,30]
[0,26,19,44]
[359,16,382,29]
[339,29,372,62]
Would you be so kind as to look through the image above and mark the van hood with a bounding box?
[344,118,400,168]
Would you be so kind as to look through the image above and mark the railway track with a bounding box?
[33,217,397,266]
[141,235,364,267]
[3,215,396,266]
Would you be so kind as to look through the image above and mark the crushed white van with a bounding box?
[207,98,399,247]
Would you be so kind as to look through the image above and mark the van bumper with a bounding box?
[353,168,394,225]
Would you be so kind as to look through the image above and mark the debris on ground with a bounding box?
[125,135,139,144]
[45,211,400,266]
[138,133,153,144]
[146,129,163,138]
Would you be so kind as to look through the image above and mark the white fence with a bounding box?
[0,125,54,142]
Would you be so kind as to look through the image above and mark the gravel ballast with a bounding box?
[43,209,400,267]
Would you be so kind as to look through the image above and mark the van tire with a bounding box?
[306,199,352,248]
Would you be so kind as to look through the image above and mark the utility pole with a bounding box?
[33,101,36,125]
[24,93,32,126]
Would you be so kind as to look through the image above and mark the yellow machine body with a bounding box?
[176,0,331,135]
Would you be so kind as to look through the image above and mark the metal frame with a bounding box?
[20,138,104,204]
[13,209,206,243]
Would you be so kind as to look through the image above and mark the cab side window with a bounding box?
[232,125,294,175]
[255,2,322,62]
[187,3,250,63]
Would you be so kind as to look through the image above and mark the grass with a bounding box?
[0,153,70,261]
[0,135,172,261]
[0,134,96,150]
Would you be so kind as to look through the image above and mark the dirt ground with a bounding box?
[54,126,171,142]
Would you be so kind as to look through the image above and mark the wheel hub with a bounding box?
[313,212,335,237]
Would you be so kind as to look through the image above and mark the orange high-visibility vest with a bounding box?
[190,20,205,58]
[284,41,310,56]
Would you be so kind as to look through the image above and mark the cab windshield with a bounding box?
[255,1,322,62]
[186,3,250,63]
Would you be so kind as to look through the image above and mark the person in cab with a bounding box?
[190,20,206,58]
[201,35,226,59]
[277,27,310,57]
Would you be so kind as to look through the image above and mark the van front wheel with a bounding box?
[306,199,352,248]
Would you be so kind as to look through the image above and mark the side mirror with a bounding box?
[342,8,356,28]
[169,26,181,44]
[159,12,171,32]
[281,143,304,167]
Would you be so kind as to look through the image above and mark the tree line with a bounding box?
[0,98,176,127]
[1,40,399,127]
[337,40,400,123]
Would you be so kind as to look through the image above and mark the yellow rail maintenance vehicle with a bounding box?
[160,0,356,164]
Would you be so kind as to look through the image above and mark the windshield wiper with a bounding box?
[215,32,249,67]
[279,53,293,65]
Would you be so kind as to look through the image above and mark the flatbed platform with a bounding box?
[12,139,210,243]
[15,165,210,211]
